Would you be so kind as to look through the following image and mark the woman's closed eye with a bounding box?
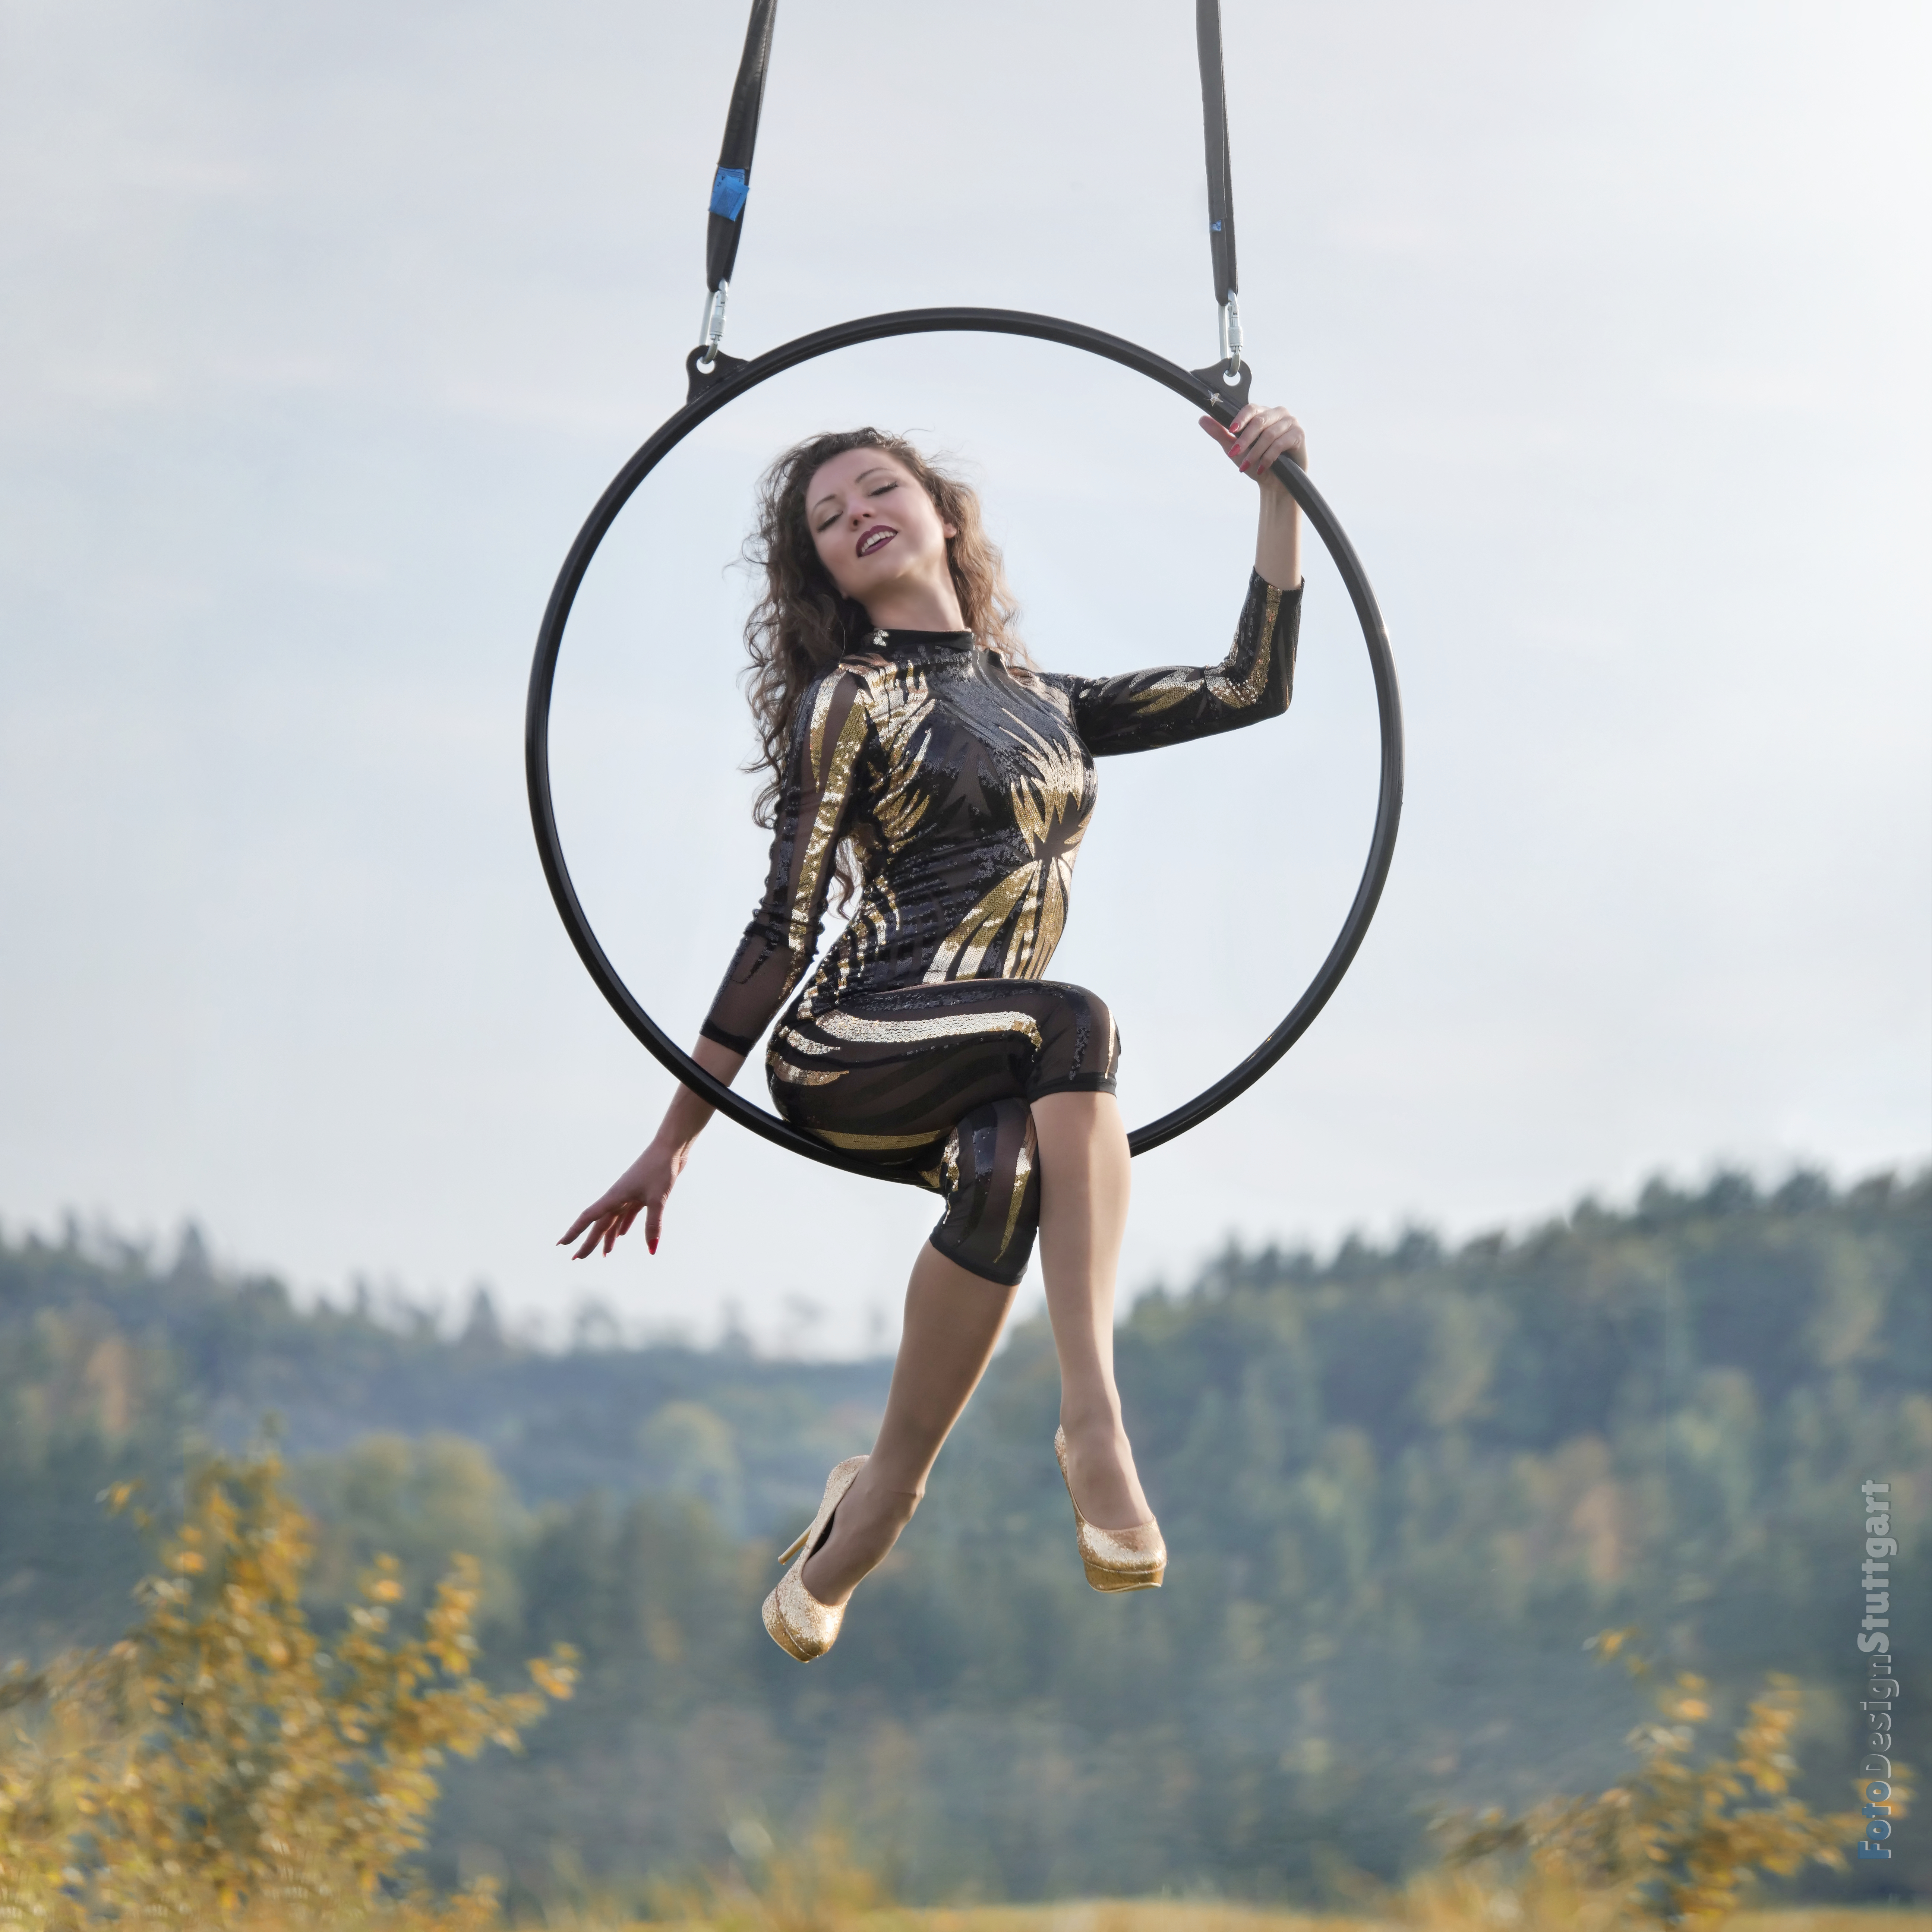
[816,482,897,532]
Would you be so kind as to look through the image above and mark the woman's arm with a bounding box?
[698,669,870,1053]
[1044,404,1308,760]
[559,1034,745,1259]
[1203,402,1306,591]
[561,668,870,1260]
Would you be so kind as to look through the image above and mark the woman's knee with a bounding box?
[927,1098,1040,1287]
[1028,983,1121,1099]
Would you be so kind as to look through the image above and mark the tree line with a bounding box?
[1,1168,1925,1909]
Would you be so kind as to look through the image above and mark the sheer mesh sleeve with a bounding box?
[699,670,871,1052]
[1046,570,1300,758]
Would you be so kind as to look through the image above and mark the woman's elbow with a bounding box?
[1248,679,1291,726]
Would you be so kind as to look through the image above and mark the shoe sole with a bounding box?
[1083,1561,1165,1593]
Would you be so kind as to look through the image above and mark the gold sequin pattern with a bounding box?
[1206,581,1280,709]
[996,1112,1038,1265]
[812,1126,951,1151]
[786,691,868,976]
[811,1006,1044,1050]
[697,574,1298,1061]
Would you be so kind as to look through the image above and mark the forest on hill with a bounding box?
[1,1168,1926,1911]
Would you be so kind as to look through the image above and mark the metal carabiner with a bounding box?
[1217,291,1243,385]
[697,281,731,370]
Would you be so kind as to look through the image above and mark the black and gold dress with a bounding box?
[700,569,1300,1285]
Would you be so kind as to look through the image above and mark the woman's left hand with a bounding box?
[1198,403,1306,489]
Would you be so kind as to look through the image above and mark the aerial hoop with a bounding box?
[524,304,1405,1177]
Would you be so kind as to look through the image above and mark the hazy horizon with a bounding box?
[9,1155,1923,1363]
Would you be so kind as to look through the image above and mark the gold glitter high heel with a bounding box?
[762,1455,868,1661]
[1054,1427,1165,1592]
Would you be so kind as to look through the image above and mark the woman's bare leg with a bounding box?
[801,1087,1146,1598]
[1031,1090,1153,1530]
[802,1243,1014,1605]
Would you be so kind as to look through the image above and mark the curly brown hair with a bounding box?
[740,429,1033,898]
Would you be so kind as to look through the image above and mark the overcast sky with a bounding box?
[2,1,1926,1354]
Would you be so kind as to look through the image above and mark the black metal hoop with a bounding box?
[526,305,1404,1175]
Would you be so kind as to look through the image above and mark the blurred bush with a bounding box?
[0,1452,574,1928]
[1436,1629,1892,1927]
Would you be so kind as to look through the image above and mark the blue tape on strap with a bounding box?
[710,167,749,221]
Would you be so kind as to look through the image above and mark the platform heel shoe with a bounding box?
[1054,1427,1165,1592]
[762,1455,868,1660]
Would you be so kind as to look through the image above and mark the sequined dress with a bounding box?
[700,569,1301,1284]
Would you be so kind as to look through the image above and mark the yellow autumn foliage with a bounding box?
[0,1451,576,1929]
[1436,1629,1901,1928]
[0,1469,1910,1932]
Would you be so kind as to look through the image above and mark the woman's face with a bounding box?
[806,448,957,616]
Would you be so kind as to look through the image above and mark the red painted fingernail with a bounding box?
[648,1234,658,1254]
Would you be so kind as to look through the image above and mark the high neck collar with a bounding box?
[871,626,975,658]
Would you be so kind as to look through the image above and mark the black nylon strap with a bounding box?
[1195,0,1238,305]
[700,0,1240,330]
[705,0,779,295]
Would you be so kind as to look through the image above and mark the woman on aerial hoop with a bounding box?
[563,398,1307,1660]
